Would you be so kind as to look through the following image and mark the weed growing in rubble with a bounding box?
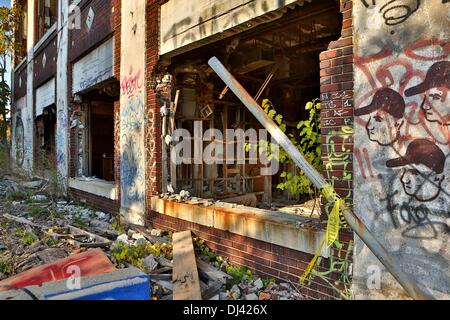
[110,242,173,272]
[43,235,60,247]
[7,191,27,202]
[193,236,268,286]
[226,265,254,286]
[0,145,11,177]
[13,228,38,246]
[111,215,125,234]
[72,215,88,229]
[0,256,14,275]
[30,207,48,217]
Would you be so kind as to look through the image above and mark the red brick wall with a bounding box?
[69,187,119,215]
[33,31,57,88]
[68,0,114,62]
[320,0,354,209]
[143,0,355,300]
[149,211,353,300]
[13,63,27,103]
[113,0,121,204]
[68,0,121,214]
[146,0,163,202]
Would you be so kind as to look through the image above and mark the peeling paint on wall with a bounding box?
[56,0,70,183]
[159,0,299,55]
[119,0,147,225]
[353,0,450,299]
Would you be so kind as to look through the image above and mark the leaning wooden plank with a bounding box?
[66,225,111,248]
[172,231,202,300]
[196,258,232,285]
[2,214,42,228]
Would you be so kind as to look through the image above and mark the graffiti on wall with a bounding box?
[120,92,145,205]
[14,115,24,167]
[120,0,147,223]
[360,0,421,26]
[353,18,450,297]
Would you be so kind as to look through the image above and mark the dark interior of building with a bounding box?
[81,85,118,182]
[166,0,342,212]
[35,105,57,173]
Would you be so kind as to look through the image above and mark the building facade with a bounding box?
[9,0,450,299]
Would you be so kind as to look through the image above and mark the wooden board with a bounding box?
[196,258,232,285]
[172,231,202,300]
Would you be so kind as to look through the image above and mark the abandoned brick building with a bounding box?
[9,0,450,299]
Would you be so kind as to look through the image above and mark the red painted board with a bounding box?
[0,249,116,292]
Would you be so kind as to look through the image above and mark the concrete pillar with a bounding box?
[119,0,147,225]
[56,0,70,185]
[352,0,450,299]
[23,0,35,172]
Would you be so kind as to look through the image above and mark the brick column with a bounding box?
[319,0,354,209]
[145,0,163,210]
[113,0,121,206]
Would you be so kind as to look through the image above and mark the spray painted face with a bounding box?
[422,87,449,126]
[400,164,445,202]
[366,110,403,146]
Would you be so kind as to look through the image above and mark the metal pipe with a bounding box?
[208,56,433,300]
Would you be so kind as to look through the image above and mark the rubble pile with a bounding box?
[0,175,304,300]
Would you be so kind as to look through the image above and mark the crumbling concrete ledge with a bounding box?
[151,197,330,258]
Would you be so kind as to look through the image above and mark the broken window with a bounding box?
[36,0,57,41]
[35,105,56,176]
[162,0,342,217]
[75,84,118,182]
[15,0,28,62]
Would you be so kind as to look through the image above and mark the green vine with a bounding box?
[303,240,354,300]
[247,98,323,197]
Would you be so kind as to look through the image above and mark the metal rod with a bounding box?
[208,56,432,300]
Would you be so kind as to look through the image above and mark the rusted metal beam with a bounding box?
[207,56,433,300]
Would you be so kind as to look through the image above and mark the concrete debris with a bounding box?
[95,211,108,220]
[150,229,164,237]
[259,292,271,300]
[135,237,149,246]
[116,234,130,245]
[0,176,304,301]
[245,293,259,300]
[254,278,264,290]
[131,232,146,241]
[22,180,44,189]
[143,254,158,272]
[35,248,68,264]
[31,195,48,203]
[229,285,241,300]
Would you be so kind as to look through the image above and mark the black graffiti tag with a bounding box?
[361,0,421,26]
[381,190,450,239]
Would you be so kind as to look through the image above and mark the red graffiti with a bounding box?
[355,37,450,147]
[404,38,450,61]
[121,69,143,96]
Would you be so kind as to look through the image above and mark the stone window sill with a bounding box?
[69,178,118,201]
[151,196,330,258]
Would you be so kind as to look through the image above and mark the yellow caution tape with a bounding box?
[300,237,325,285]
[299,184,346,284]
[326,197,344,247]
[321,184,336,202]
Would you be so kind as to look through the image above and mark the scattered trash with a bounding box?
[0,176,303,301]
[0,249,115,291]
[0,267,150,300]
